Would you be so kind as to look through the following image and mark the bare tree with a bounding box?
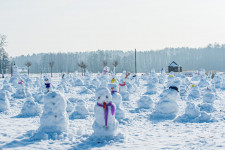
[83,63,87,76]
[103,60,107,67]
[78,61,87,76]
[49,61,54,77]
[25,61,32,76]
[112,60,119,74]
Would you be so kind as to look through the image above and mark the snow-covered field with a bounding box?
[1,68,225,150]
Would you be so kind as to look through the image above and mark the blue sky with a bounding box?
[1,0,225,56]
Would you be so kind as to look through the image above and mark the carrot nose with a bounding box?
[111,87,114,89]
[103,102,106,109]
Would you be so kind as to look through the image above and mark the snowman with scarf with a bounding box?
[108,83,125,120]
[102,66,110,76]
[119,76,130,101]
[92,87,119,137]
[44,77,51,93]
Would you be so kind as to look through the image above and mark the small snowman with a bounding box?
[188,84,200,99]
[92,87,118,137]
[44,77,51,93]
[102,66,110,76]
[108,84,125,120]
[0,90,10,112]
[13,79,26,99]
[119,79,129,101]
[202,87,215,103]
[110,75,118,84]
[145,77,157,95]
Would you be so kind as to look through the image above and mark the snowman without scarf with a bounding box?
[92,87,118,137]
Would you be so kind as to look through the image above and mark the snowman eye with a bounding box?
[98,96,100,99]
[106,95,108,99]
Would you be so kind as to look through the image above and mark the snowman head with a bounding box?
[108,83,119,92]
[44,77,49,83]
[95,87,112,104]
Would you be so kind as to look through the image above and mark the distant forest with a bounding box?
[13,43,225,73]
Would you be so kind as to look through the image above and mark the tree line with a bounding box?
[12,43,225,74]
[0,35,10,78]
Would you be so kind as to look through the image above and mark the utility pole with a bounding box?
[135,49,137,73]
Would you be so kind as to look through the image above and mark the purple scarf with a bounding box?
[45,83,50,88]
[97,101,115,126]
[111,90,118,95]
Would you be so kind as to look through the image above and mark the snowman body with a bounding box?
[119,79,129,101]
[92,88,118,137]
[14,80,26,99]
[38,91,69,135]
[108,84,125,120]
[0,91,10,112]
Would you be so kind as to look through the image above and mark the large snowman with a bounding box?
[35,91,69,139]
[92,87,118,137]
[108,83,125,120]
[150,86,179,120]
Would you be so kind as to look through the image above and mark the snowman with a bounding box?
[36,91,69,139]
[44,77,51,93]
[108,83,125,120]
[0,90,10,112]
[150,86,179,120]
[145,76,158,95]
[119,78,129,101]
[13,79,26,99]
[9,65,20,84]
[110,75,118,84]
[102,66,110,76]
[92,87,118,137]
[188,84,200,99]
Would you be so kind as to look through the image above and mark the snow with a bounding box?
[1,71,225,149]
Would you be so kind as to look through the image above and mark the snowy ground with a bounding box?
[1,73,225,150]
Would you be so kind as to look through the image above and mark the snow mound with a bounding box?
[66,99,74,115]
[137,95,153,109]
[69,99,89,119]
[198,103,216,113]
[19,96,42,117]
[74,78,84,86]
[175,102,215,123]
[0,90,10,112]
[79,87,94,94]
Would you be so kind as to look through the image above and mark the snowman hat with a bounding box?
[169,86,179,92]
